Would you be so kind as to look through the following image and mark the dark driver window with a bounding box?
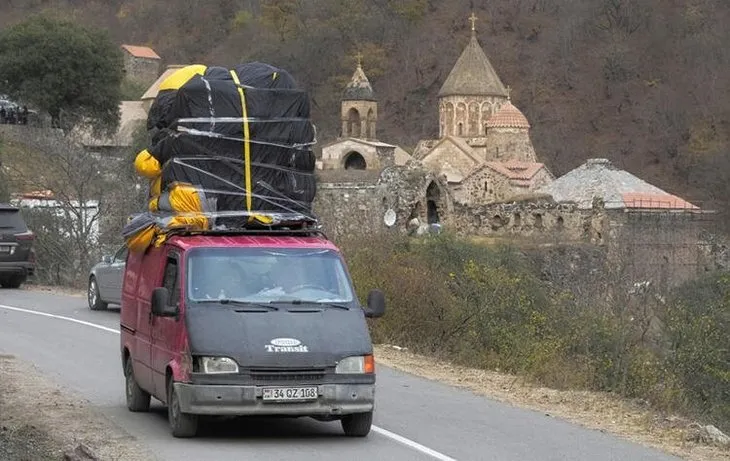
[162,256,180,306]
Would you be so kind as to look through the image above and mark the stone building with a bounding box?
[319,59,411,171]
[412,19,553,206]
[309,14,718,289]
[121,45,162,87]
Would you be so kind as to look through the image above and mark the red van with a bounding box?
[119,228,385,438]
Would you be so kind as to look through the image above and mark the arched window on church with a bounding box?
[458,122,463,136]
[468,102,479,136]
[347,108,361,138]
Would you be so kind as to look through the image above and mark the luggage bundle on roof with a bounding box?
[124,62,319,252]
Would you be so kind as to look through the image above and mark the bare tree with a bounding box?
[3,128,139,286]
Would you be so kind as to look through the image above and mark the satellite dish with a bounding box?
[383,209,396,227]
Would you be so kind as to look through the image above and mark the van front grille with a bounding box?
[249,368,326,382]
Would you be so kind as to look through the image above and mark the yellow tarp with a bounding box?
[125,223,156,253]
[159,64,207,91]
[134,149,161,179]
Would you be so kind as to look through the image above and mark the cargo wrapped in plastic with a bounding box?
[123,62,319,251]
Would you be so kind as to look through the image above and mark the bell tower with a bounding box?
[341,53,378,141]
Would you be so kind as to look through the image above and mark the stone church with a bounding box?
[318,57,412,172]
[412,20,554,206]
[310,15,718,292]
[314,16,557,229]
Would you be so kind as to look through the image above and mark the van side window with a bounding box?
[162,256,180,306]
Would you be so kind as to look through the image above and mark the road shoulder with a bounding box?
[374,345,728,461]
[0,354,156,461]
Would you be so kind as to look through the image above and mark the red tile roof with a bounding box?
[475,161,546,187]
[121,44,161,60]
[486,101,530,129]
[621,192,699,210]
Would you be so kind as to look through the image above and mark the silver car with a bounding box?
[88,245,127,310]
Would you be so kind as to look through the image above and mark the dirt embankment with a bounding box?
[0,354,156,461]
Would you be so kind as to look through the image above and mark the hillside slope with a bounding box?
[1,0,728,216]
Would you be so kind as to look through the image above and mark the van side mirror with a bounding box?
[364,289,386,318]
[151,287,177,317]
[102,255,112,264]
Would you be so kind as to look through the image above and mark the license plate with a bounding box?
[262,386,318,402]
[0,246,10,253]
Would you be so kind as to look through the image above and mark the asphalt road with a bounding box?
[0,289,682,461]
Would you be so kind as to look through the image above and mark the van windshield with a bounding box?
[186,247,355,304]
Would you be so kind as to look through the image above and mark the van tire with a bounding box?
[125,358,150,412]
[167,379,198,438]
[341,411,373,437]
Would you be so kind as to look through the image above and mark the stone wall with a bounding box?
[122,55,160,87]
[607,209,717,289]
[484,128,537,162]
[445,198,594,242]
[420,140,479,180]
[312,168,720,290]
[313,182,388,240]
[453,168,512,204]
[313,164,450,239]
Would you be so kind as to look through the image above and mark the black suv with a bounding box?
[0,204,35,288]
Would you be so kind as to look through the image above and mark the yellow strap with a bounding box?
[272,72,278,80]
[229,70,253,214]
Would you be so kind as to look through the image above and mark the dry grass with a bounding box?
[374,344,729,461]
[23,283,85,298]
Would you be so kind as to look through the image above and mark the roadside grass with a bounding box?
[340,233,730,436]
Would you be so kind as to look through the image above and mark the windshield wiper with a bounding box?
[289,300,351,311]
[196,299,279,310]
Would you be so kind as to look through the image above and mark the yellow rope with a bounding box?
[229,70,253,214]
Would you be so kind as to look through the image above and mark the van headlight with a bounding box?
[335,355,375,374]
[198,356,239,374]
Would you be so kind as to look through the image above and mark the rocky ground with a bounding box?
[0,354,156,461]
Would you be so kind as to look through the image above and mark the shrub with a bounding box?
[340,232,729,431]
[664,273,730,430]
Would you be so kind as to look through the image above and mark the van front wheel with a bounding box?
[167,380,198,438]
[125,359,150,412]
[341,411,373,437]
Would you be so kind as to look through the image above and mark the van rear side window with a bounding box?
[162,255,181,306]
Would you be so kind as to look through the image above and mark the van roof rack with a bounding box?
[164,211,328,239]
[169,226,328,238]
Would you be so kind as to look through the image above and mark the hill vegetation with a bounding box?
[342,233,730,432]
[1,1,728,216]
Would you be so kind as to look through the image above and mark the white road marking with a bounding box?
[0,303,459,461]
[372,426,459,461]
[0,304,120,334]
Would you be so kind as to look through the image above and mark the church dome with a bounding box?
[342,63,376,101]
[486,101,530,129]
[437,31,507,98]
